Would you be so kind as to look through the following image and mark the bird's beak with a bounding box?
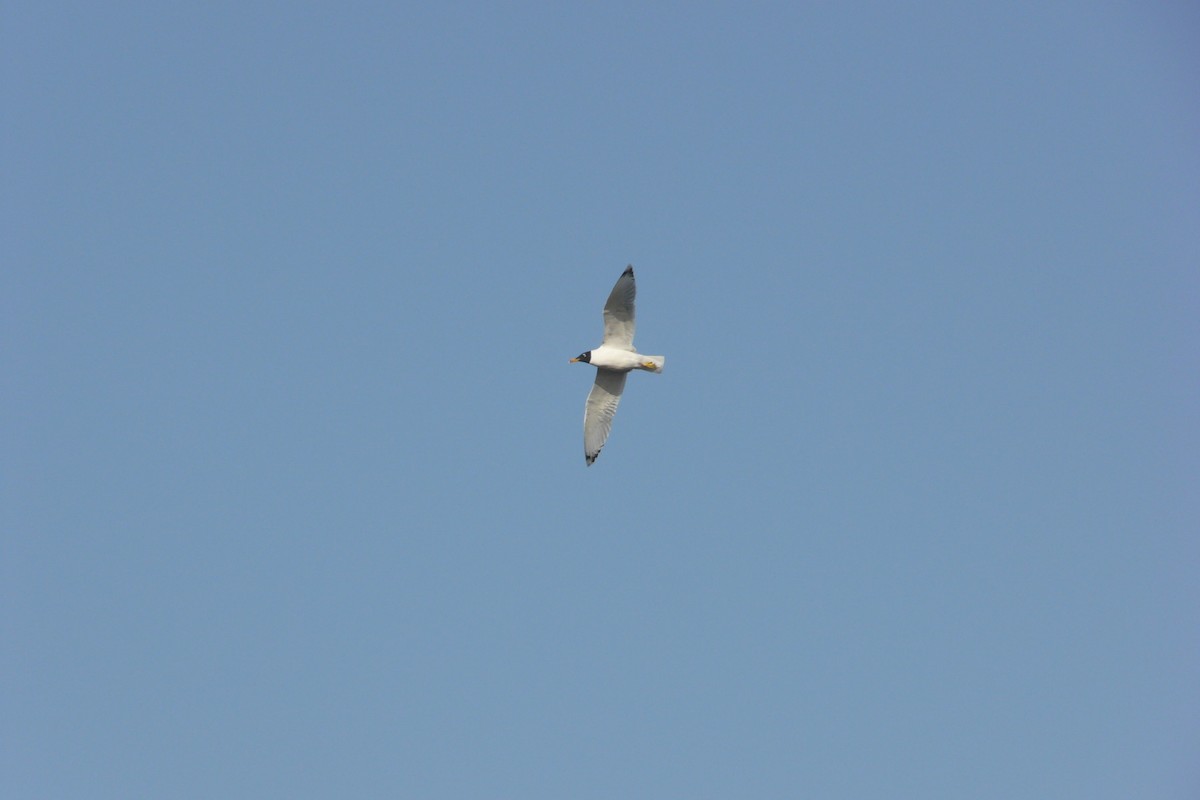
[569,357,580,363]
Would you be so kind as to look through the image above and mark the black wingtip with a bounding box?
[622,265,634,276]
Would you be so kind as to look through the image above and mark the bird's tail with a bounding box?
[639,355,666,373]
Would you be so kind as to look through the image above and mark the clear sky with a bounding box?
[5,3,1197,798]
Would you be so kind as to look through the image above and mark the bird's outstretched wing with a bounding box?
[583,368,627,465]
[601,265,636,350]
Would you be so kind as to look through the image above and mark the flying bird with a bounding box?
[570,265,665,465]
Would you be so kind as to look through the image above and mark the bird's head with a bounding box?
[569,351,592,364]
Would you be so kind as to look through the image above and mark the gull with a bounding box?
[570,265,665,465]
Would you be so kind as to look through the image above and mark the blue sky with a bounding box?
[5,2,1197,797]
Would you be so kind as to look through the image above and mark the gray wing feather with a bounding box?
[583,368,627,465]
[601,266,637,350]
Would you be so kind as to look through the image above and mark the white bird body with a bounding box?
[570,266,665,465]
[586,345,665,373]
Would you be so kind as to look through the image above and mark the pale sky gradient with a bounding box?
[5,3,1198,798]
